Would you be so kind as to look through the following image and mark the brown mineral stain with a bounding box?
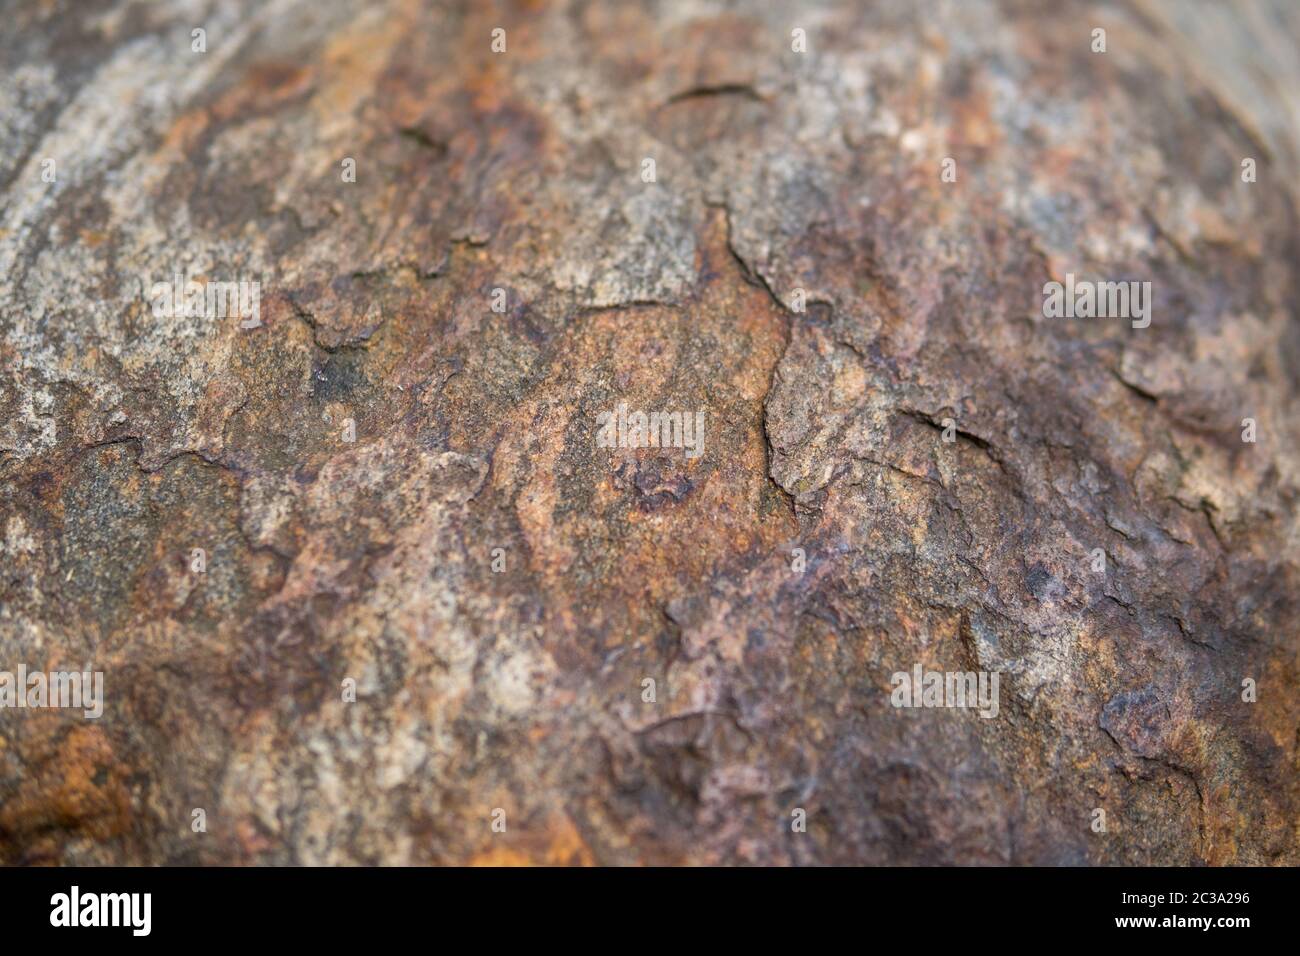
[0,724,129,846]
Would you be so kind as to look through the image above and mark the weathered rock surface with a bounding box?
[1,0,1297,864]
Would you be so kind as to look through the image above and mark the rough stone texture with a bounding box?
[1,0,1297,865]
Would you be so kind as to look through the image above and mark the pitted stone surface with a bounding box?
[1,0,1297,864]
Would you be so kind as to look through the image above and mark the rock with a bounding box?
[1,0,1297,865]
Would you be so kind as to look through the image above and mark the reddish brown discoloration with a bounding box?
[1,0,1297,865]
